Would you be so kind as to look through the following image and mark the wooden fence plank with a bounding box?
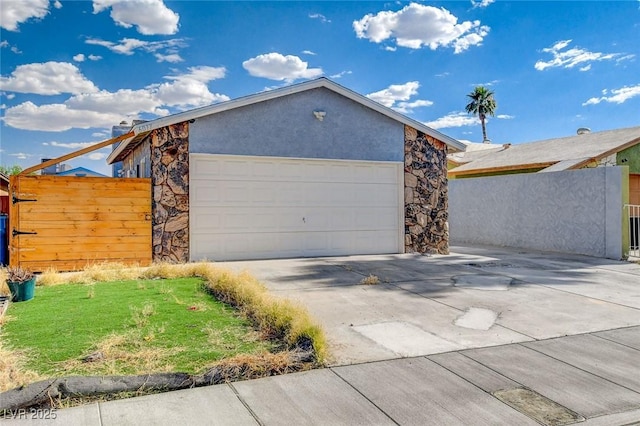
[16,177,150,192]
[16,212,150,222]
[17,235,151,246]
[17,244,151,261]
[20,204,151,214]
[17,224,150,237]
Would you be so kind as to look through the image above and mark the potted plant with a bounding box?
[6,266,36,302]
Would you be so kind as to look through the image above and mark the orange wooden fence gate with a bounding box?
[9,175,152,272]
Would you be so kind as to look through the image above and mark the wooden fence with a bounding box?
[9,175,152,272]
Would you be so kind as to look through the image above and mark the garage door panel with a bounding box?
[195,206,398,233]
[190,154,402,261]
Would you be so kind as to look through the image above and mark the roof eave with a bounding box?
[449,161,557,177]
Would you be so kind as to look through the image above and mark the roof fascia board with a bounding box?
[449,161,557,177]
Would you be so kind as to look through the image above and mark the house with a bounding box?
[56,167,107,178]
[107,77,464,263]
[448,126,640,205]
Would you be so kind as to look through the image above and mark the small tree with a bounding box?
[465,86,497,143]
[0,165,23,176]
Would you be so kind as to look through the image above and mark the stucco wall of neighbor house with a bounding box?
[189,87,404,162]
[618,143,640,174]
[449,166,628,259]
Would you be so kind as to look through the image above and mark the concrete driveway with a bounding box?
[219,245,640,365]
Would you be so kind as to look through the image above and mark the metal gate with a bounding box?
[628,204,640,259]
[9,175,152,272]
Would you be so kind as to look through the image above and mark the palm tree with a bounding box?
[465,86,497,143]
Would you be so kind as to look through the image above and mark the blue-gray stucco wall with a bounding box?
[189,87,404,162]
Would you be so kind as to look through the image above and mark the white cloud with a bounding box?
[154,66,229,108]
[353,3,489,53]
[1,0,49,31]
[243,53,323,82]
[0,61,99,95]
[65,89,164,116]
[154,53,183,63]
[582,83,640,106]
[534,39,630,71]
[470,79,499,87]
[73,54,86,62]
[395,99,434,114]
[92,0,179,35]
[471,0,495,8]
[85,37,187,59]
[302,50,316,56]
[10,152,32,160]
[384,46,397,52]
[425,111,512,129]
[45,141,96,149]
[1,65,230,131]
[43,141,110,159]
[2,102,124,131]
[309,13,330,23]
[86,37,148,55]
[330,70,352,79]
[88,55,102,61]
[424,112,479,129]
[2,40,23,54]
[53,1,62,9]
[88,152,107,160]
[617,54,636,63]
[367,81,420,108]
[367,81,433,114]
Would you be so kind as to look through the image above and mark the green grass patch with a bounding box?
[1,278,276,377]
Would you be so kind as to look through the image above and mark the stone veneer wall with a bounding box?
[404,126,449,254]
[151,122,189,263]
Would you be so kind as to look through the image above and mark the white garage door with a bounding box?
[190,154,403,261]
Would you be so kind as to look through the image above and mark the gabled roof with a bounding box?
[449,126,640,177]
[107,77,464,164]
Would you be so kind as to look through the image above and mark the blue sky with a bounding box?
[1,0,639,176]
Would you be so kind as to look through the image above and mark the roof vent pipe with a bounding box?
[577,127,591,135]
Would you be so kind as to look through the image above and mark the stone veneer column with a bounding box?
[151,122,189,263]
[404,125,449,254]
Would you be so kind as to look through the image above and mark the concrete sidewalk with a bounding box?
[3,246,640,425]
[5,327,640,425]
